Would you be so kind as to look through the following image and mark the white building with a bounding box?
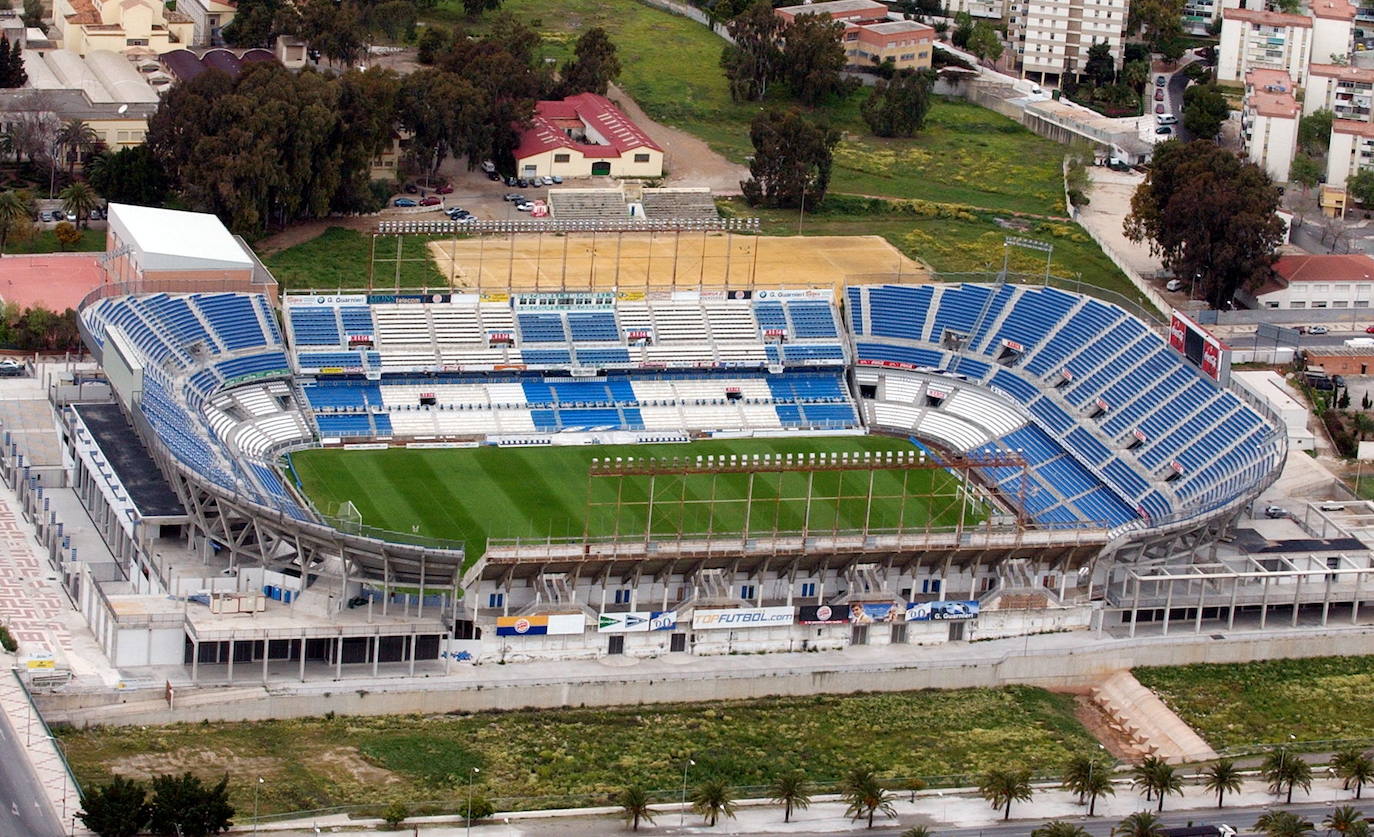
[1310,0,1357,64]
[1305,62,1374,119]
[1242,69,1300,183]
[1237,253,1374,309]
[175,0,237,46]
[1219,8,1313,84]
[1324,117,1374,189]
[1012,0,1128,83]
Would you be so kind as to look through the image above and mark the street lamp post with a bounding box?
[466,766,480,837]
[679,757,695,826]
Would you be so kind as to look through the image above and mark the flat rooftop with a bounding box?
[73,403,185,519]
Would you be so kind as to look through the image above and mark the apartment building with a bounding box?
[1324,118,1374,190]
[1304,63,1374,120]
[1241,69,1301,183]
[1311,0,1358,63]
[1011,0,1128,82]
[53,0,194,55]
[1238,253,1374,309]
[774,0,934,71]
[1218,8,1313,84]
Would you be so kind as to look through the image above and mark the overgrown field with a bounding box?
[288,435,982,557]
[263,228,446,289]
[58,686,1098,817]
[1134,655,1374,750]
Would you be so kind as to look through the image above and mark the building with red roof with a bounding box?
[1237,253,1374,310]
[514,93,664,180]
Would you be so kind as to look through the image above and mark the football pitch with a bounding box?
[287,436,986,558]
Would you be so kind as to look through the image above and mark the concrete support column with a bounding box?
[1129,576,1141,638]
[335,635,343,680]
[262,640,269,683]
[372,634,380,678]
[1228,576,1239,631]
[226,638,235,683]
[1291,574,1304,627]
[1260,575,1271,629]
[407,634,416,677]
[298,631,307,683]
[1161,581,1174,636]
[191,638,199,684]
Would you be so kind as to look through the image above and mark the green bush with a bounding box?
[0,623,17,653]
[381,800,409,827]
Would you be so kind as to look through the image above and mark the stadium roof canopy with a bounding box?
[108,203,253,272]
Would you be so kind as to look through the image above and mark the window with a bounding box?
[126,38,149,46]
[921,579,942,594]
[740,584,756,600]
[613,589,633,604]
[633,153,651,163]
[553,153,570,163]
[800,582,816,598]
[901,53,916,61]
[487,592,504,608]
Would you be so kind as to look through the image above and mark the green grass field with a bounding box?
[263,228,446,290]
[288,436,984,557]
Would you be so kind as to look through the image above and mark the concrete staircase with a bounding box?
[1088,671,1217,764]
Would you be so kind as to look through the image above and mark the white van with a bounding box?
[1158,114,1179,126]
[1166,278,1184,292]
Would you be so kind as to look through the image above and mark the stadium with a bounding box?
[60,204,1292,676]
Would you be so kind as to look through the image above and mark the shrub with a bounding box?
[381,801,409,827]
[0,623,16,652]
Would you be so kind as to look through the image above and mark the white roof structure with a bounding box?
[108,204,253,272]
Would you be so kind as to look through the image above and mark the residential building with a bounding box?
[1310,0,1357,64]
[4,50,159,154]
[1183,0,1244,35]
[1324,117,1374,189]
[1304,62,1374,119]
[514,93,664,180]
[175,0,236,46]
[1218,8,1313,84]
[53,0,194,56]
[1010,0,1128,83]
[1236,253,1374,309]
[774,0,934,71]
[1241,69,1300,182]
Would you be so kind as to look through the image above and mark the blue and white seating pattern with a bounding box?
[847,283,1283,530]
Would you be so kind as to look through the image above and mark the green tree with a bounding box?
[1113,811,1165,837]
[146,772,234,837]
[59,181,99,229]
[860,69,934,137]
[291,0,366,66]
[21,0,43,32]
[53,220,81,250]
[616,785,656,832]
[1083,40,1115,87]
[1202,759,1244,809]
[1131,757,1183,812]
[397,68,487,180]
[768,771,812,823]
[381,801,409,827]
[841,768,897,829]
[0,189,32,255]
[1324,805,1366,837]
[1299,108,1335,155]
[1291,154,1322,193]
[221,0,290,46]
[87,145,169,207]
[0,35,26,88]
[782,12,849,104]
[78,775,151,837]
[740,107,839,209]
[967,20,1003,63]
[1120,59,1149,91]
[1125,140,1285,309]
[55,119,98,177]
[691,780,737,827]
[1182,84,1230,139]
[721,0,784,102]
[952,10,973,47]
[1033,822,1092,837]
[1254,809,1316,837]
[416,26,446,64]
[1334,748,1374,799]
[1263,748,1313,805]
[978,768,1033,821]
[1347,168,1374,207]
[561,26,620,96]
[461,0,501,14]
[1129,0,1185,41]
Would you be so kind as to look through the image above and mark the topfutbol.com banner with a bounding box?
[691,607,795,630]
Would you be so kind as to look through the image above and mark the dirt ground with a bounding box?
[424,232,928,292]
[1070,693,1144,763]
[606,83,750,194]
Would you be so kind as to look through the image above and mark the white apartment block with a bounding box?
[1219,8,1314,84]
[1305,63,1374,120]
[1311,0,1358,63]
[1325,118,1374,188]
[1183,0,1244,34]
[1012,0,1127,82]
[1241,69,1301,183]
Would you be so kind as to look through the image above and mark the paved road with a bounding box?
[1226,328,1374,351]
[0,703,63,837]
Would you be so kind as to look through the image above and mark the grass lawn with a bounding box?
[428,0,1069,216]
[5,227,104,254]
[262,228,446,290]
[1134,656,1374,751]
[287,435,982,557]
[57,686,1097,817]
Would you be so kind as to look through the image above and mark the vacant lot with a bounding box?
[1134,656,1374,751]
[59,686,1097,817]
[263,227,446,290]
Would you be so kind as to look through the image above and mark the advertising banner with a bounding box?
[692,606,794,630]
[495,613,586,636]
[754,289,831,301]
[287,294,367,306]
[798,604,850,625]
[905,601,980,621]
[849,602,903,624]
[597,611,677,633]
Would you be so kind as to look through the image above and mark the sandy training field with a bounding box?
[422,232,928,292]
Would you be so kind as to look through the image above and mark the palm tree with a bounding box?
[1082,765,1116,817]
[1255,809,1316,837]
[978,768,1033,821]
[1334,748,1374,800]
[616,785,655,832]
[1062,755,1094,804]
[83,148,111,183]
[1203,759,1245,809]
[768,771,811,824]
[1324,805,1366,837]
[55,119,98,176]
[1132,758,1184,812]
[1033,822,1091,837]
[59,181,99,230]
[691,780,736,827]
[1113,811,1165,837]
[0,190,30,256]
[841,768,897,829]
[1263,748,1314,805]
[901,827,935,837]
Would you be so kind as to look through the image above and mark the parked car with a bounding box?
[435,183,454,194]
[515,201,533,211]
[1264,505,1287,519]
[1156,74,1167,86]
[1319,502,1347,511]
[1158,114,1179,126]
[525,177,541,187]
[1154,88,1165,101]
[403,182,418,194]
[505,175,518,187]
[65,211,77,222]
[393,197,417,207]
[1155,103,1166,114]
[1156,126,1173,135]
[480,159,496,173]
[419,195,442,206]
[1308,325,1329,335]
[1365,325,1374,333]
[1334,374,1346,387]
[540,175,554,185]
[487,171,502,181]
[516,178,529,188]
[1166,279,1184,292]
[503,193,523,202]
[551,175,563,184]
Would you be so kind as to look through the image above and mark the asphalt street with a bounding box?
[0,704,63,837]
[1225,328,1374,352]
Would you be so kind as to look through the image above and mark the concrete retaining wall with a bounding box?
[38,625,1374,726]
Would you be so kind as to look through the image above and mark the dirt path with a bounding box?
[253,216,377,258]
[607,83,749,195]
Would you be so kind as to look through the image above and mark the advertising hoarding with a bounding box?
[597,611,678,633]
[692,607,795,630]
[495,614,586,636]
[797,604,850,625]
[905,601,980,621]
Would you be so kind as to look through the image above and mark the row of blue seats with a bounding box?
[316,413,394,437]
[289,307,342,346]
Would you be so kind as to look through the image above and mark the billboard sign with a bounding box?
[1169,309,1231,384]
[692,607,795,630]
[597,611,677,633]
[905,600,980,621]
[495,614,585,636]
[849,602,903,623]
[798,604,850,625]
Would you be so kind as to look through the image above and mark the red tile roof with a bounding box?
[1272,253,1374,285]
[1223,7,1311,27]
[1308,62,1374,83]
[515,93,663,161]
[1311,0,1356,21]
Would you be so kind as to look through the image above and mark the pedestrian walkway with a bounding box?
[0,665,88,835]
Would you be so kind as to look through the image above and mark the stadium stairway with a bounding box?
[1088,671,1218,764]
